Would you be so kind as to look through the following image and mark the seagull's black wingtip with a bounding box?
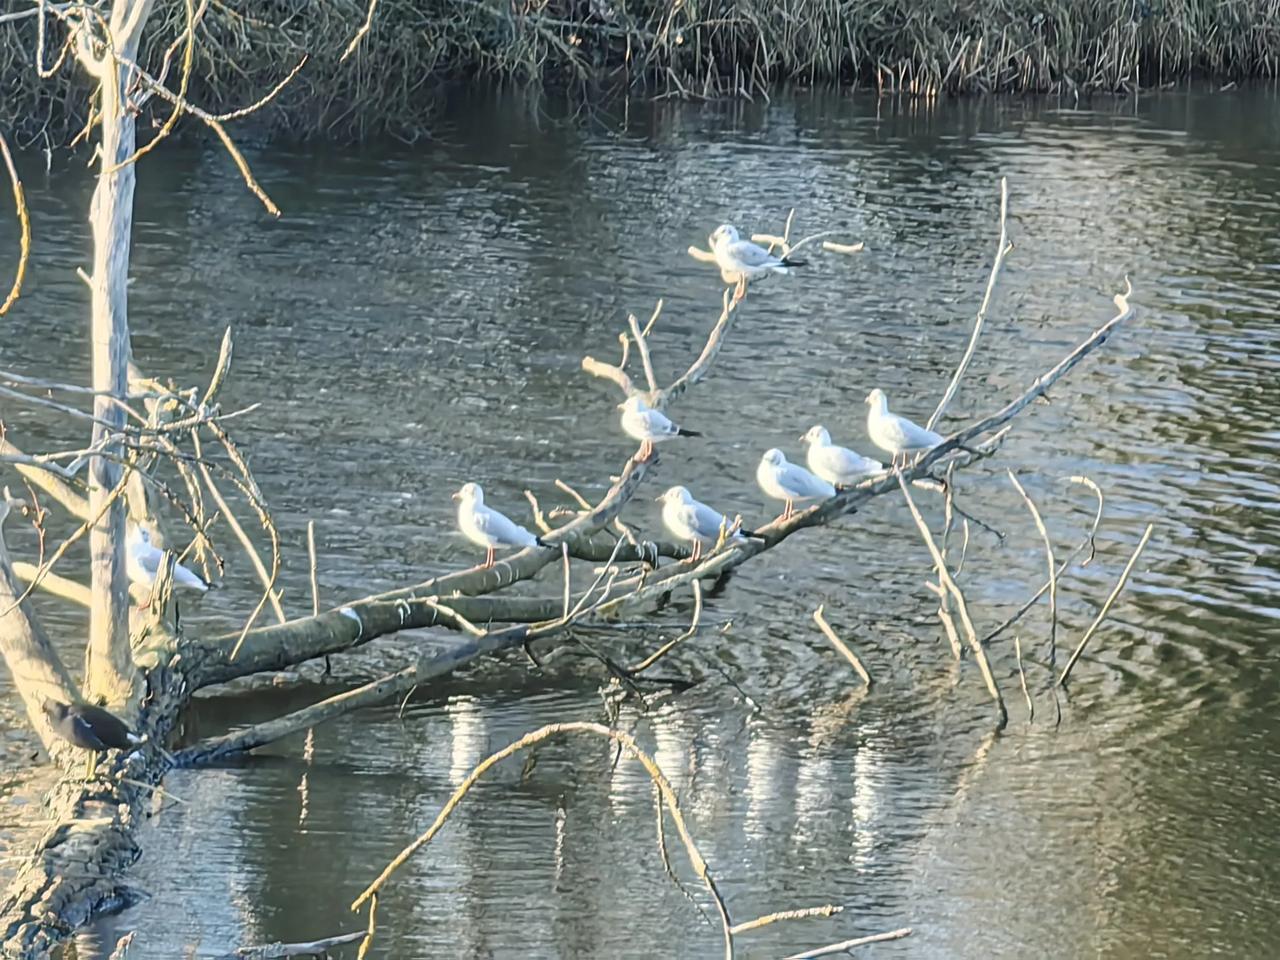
[782,257,807,268]
[678,428,704,438]
[536,536,551,549]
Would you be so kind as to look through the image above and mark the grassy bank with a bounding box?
[3,0,1278,138]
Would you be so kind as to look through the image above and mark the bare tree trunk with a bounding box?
[0,498,79,753]
[83,1,154,703]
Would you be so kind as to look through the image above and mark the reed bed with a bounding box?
[3,0,1278,138]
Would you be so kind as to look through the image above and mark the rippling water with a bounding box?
[2,86,1279,958]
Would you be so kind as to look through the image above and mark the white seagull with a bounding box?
[618,395,702,460]
[127,525,209,594]
[756,448,835,521]
[657,485,758,561]
[709,224,806,298]
[800,425,884,487]
[865,388,945,466]
[453,482,547,568]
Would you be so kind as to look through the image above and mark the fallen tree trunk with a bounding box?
[0,494,188,957]
[174,278,1132,766]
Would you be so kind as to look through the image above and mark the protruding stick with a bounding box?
[896,469,1006,727]
[928,176,1011,431]
[812,605,872,688]
[1057,523,1155,688]
[782,927,914,958]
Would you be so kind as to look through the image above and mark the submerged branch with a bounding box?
[782,927,914,958]
[1057,523,1155,688]
[349,722,734,960]
[896,469,1007,727]
[812,605,872,688]
[730,904,843,935]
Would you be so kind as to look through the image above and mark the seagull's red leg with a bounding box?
[484,547,495,568]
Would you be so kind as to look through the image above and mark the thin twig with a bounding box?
[1014,636,1033,722]
[983,475,1104,646]
[560,543,571,620]
[928,176,1011,431]
[896,469,1007,727]
[1006,471,1057,666]
[341,0,380,62]
[351,722,734,960]
[730,904,842,935]
[1057,523,1155,688]
[107,0,200,173]
[812,605,871,688]
[106,51,282,215]
[628,312,659,395]
[782,927,914,958]
[0,133,31,317]
[628,579,701,674]
[555,478,592,511]
[306,520,320,617]
[641,299,663,337]
[210,56,309,122]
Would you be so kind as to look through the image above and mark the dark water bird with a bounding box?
[41,699,145,779]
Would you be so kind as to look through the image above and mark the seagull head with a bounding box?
[617,395,648,413]
[800,425,831,446]
[761,448,786,467]
[453,482,482,504]
[865,388,888,411]
[656,485,691,504]
[710,224,740,249]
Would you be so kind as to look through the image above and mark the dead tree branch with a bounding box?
[0,133,30,317]
[730,904,843,935]
[983,474,1104,646]
[1057,522,1155,688]
[219,930,364,959]
[928,176,1011,431]
[812,605,872,688]
[896,469,1007,727]
[349,722,734,960]
[782,926,914,958]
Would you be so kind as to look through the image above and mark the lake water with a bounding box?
[2,86,1279,958]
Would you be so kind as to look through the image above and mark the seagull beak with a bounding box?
[451,492,462,501]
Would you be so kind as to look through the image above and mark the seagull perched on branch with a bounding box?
[657,485,760,561]
[756,448,835,521]
[709,224,806,298]
[864,388,944,466]
[453,482,548,569]
[618,395,701,460]
[800,425,884,487]
[127,525,210,594]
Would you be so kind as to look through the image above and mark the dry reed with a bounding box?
[3,0,1277,139]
